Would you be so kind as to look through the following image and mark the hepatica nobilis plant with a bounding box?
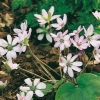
[1,7,100,100]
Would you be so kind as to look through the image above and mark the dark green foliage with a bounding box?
[12,0,100,32]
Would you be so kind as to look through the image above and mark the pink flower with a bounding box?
[13,21,27,35]
[34,6,60,25]
[0,47,7,56]
[93,47,100,62]
[92,11,100,19]
[3,59,19,72]
[59,53,82,77]
[0,35,20,59]
[51,14,67,30]
[83,24,100,47]
[0,80,7,89]
[51,30,71,51]
[36,25,52,42]
[70,34,89,50]
[16,91,33,100]
[20,78,46,97]
[69,26,83,36]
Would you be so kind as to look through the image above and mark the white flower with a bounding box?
[59,53,82,77]
[3,59,19,71]
[0,35,20,59]
[34,6,60,24]
[51,14,67,30]
[92,11,100,19]
[83,24,100,47]
[36,25,52,42]
[16,91,33,100]
[93,47,100,62]
[20,78,46,97]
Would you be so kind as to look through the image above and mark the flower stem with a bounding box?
[18,67,47,81]
[28,45,57,80]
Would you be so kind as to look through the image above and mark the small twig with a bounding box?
[19,67,47,81]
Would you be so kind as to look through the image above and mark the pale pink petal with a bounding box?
[67,53,72,60]
[11,51,17,59]
[27,28,32,39]
[72,61,83,66]
[70,55,78,62]
[12,37,19,45]
[63,14,67,25]
[92,34,100,40]
[87,24,93,36]
[24,78,32,86]
[46,34,52,42]
[21,45,26,52]
[48,6,54,16]
[34,14,42,19]
[71,66,81,72]
[60,43,64,51]
[7,35,12,44]
[13,45,21,52]
[56,26,62,30]
[37,82,46,89]
[54,41,60,47]
[79,36,84,43]
[0,47,7,56]
[38,34,44,40]
[51,15,60,21]
[57,18,63,24]
[59,62,66,67]
[50,33,57,38]
[63,66,67,73]
[51,24,60,28]
[64,41,71,48]
[25,91,33,99]
[62,30,68,36]
[6,51,12,59]
[68,67,74,77]
[34,78,40,86]
[75,34,79,42]
[35,90,44,97]
[94,55,100,62]
[0,39,7,47]
[13,29,22,34]
[42,9,48,18]
[63,35,70,40]
[36,28,43,33]
[20,86,30,92]
[60,57,66,62]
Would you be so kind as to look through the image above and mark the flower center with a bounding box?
[60,39,64,43]
[7,44,13,51]
[87,36,92,41]
[93,50,98,55]
[66,60,72,67]
[77,42,81,46]
[61,23,64,27]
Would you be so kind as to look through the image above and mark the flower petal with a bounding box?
[60,43,64,51]
[63,66,67,73]
[48,6,54,16]
[71,66,81,72]
[36,28,43,33]
[38,34,44,40]
[63,14,67,25]
[20,86,30,92]
[35,90,44,97]
[34,78,40,86]
[46,34,52,42]
[70,55,78,62]
[26,91,33,99]
[37,82,46,89]
[67,53,72,60]
[42,9,48,18]
[24,78,32,86]
[72,61,83,66]
[7,35,12,44]
[68,67,74,77]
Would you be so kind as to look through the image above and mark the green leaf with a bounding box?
[55,82,97,100]
[77,73,100,95]
[53,79,65,89]
[43,83,53,95]
[55,73,100,100]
